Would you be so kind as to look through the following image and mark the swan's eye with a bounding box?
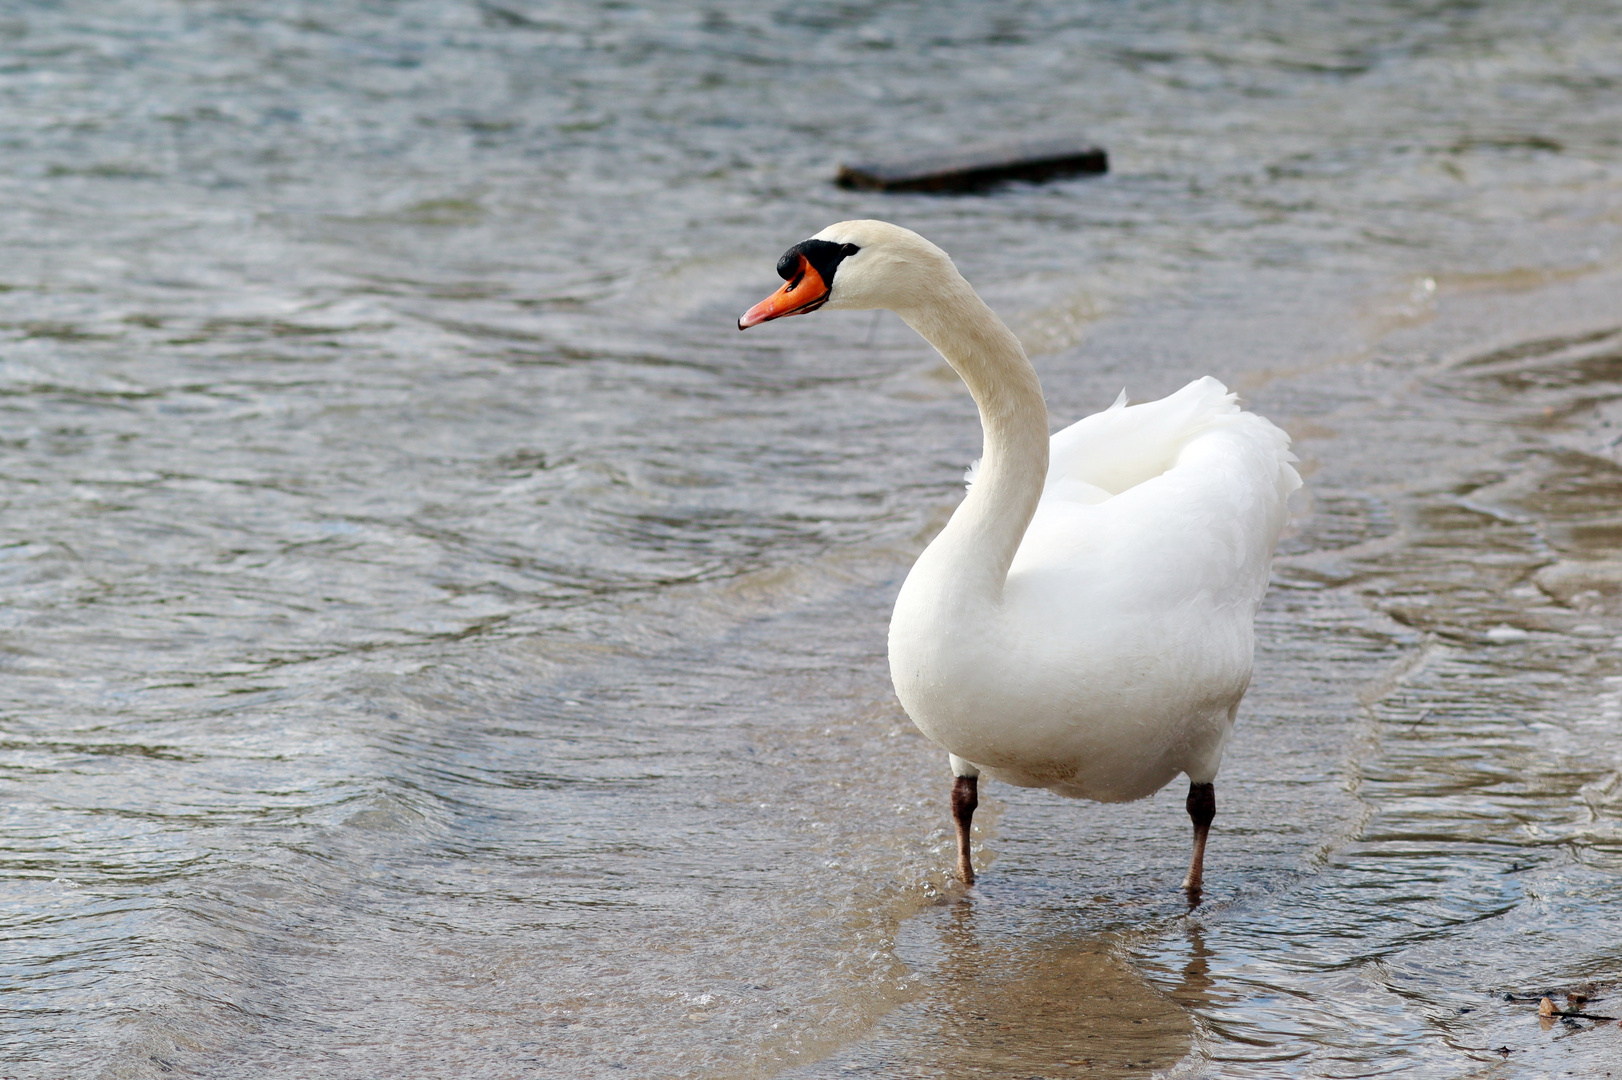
[840,243,859,258]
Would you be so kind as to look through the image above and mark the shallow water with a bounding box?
[2,2,1621,1077]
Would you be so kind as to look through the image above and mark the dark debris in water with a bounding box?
[1498,986,1621,1027]
[1535,996,1616,1022]
[835,136,1108,193]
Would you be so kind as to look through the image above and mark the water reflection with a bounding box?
[1162,924,1216,1017]
[802,894,1193,1078]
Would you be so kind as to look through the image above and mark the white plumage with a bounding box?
[740,220,1299,891]
[894,377,1297,803]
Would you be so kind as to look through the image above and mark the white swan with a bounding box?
[739,220,1299,894]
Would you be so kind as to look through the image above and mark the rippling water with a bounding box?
[2,2,1621,1076]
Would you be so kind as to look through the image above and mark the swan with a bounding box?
[738,220,1299,894]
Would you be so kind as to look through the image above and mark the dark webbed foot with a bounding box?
[951,775,979,885]
[1182,781,1215,898]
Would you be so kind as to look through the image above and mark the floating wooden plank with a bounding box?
[836,137,1108,193]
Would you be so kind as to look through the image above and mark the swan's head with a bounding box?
[737,220,957,330]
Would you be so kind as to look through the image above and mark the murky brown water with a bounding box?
[2,2,1621,1077]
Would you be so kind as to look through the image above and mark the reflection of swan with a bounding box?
[907,896,1194,1071]
[740,221,1298,893]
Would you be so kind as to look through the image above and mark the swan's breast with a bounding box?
[889,557,1253,801]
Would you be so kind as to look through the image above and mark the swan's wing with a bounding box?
[1044,376,1249,499]
[967,378,1246,504]
[1011,377,1300,612]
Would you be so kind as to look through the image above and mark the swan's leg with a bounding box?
[1181,781,1216,894]
[951,775,978,885]
[948,755,981,885]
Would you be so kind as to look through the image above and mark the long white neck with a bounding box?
[896,274,1049,604]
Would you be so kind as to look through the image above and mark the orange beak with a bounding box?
[737,255,831,329]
